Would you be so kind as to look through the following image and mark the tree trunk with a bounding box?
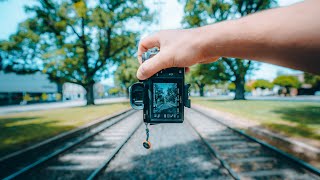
[126,87,129,98]
[234,77,245,100]
[85,83,95,105]
[199,84,205,97]
[285,86,291,96]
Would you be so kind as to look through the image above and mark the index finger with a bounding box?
[137,33,160,64]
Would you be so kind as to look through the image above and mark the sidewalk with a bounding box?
[0,97,128,115]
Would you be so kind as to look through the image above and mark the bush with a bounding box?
[252,79,274,89]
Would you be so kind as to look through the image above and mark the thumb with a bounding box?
[136,53,168,80]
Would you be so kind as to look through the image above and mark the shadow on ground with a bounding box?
[272,105,320,125]
[0,116,73,157]
[268,105,320,140]
[101,140,230,179]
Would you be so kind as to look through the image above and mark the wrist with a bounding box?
[190,23,228,62]
[187,27,215,63]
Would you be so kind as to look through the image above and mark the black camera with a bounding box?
[129,48,191,124]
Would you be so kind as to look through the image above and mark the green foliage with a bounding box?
[273,75,300,88]
[0,0,152,104]
[108,87,121,96]
[114,58,139,96]
[252,79,274,89]
[187,62,229,86]
[179,0,277,99]
[304,72,320,88]
[187,62,230,96]
[0,19,41,74]
[228,83,235,91]
[245,84,253,92]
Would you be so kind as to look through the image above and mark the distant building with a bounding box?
[62,82,106,100]
[0,71,60,105]
[62,83,85,101]
[0,71,111,105]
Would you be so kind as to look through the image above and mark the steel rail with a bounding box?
[191,108,320,177]
[87,121,142,180]
[3,110,136,180]
[186,119,240,180]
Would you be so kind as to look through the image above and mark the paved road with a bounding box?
[2,95,318,115]
[201,95,320,102]
[0,97,128,115]
[99,118,231,179]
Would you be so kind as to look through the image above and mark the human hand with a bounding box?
[137,29,219,80]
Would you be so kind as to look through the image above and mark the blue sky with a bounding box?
[0,0,304,85]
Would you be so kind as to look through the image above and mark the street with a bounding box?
[0,97,128,115]
[201,95,320,102]
[1,96,319,115]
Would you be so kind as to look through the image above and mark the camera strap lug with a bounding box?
[143,123,151,149]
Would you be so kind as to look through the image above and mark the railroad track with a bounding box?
[3,107,320,179]
[2,110,142,180]
[186,108,320,180]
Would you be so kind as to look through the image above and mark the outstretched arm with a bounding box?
[137,0,320,80]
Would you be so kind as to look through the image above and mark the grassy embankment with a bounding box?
[193,98,320,142]
[0,102,130,156]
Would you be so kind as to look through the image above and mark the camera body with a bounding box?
[129,48,191,124]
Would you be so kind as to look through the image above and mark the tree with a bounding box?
[180,0,277,100]
[245,84,253,92]
[187,62,229,96]
[0,0,152,105]
[108,87,121,96]
[114,58,139,97]
[304,72,320,90]
[273,75,300,95]
[252,79,274,90]
[228,82,236,92]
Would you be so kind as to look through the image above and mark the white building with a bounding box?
[62,83,86,101]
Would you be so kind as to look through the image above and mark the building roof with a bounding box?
[0,71,58,93]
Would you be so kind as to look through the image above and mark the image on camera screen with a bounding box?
[153,83,180,119]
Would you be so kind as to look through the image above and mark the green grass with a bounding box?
[0,102,130,156]
[193,98,320,141]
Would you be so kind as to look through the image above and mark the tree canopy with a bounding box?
[252,79,274,89]
[114,58,139,97]
[273,75,300,88]
[0,0,152,105]
[187,62,229,96]
[304,72,320,89]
